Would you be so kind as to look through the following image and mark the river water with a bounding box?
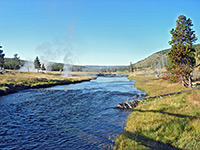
[0,77,146,150]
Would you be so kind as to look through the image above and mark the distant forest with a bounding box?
[4,57,126,72]
[4,54,25,70]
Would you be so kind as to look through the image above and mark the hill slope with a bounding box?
[133,44,200,70]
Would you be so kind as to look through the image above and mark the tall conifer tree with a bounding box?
[168,15,197,87]
[0,46,5,70]
[34,56,41,72]
[41,63,46,71]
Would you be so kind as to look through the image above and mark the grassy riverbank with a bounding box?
[0,70,96,96]
[115,75,200,150]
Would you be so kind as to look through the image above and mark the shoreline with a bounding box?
[114,75,200,149]
[0,70,96,97]
[0,78,95,97]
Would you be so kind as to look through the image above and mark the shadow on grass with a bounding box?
[133,109,198,120]
[124,131,182,150]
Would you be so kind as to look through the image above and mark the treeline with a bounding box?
[0,46,129,72]
[50,65,127,72]
[33,56,86,72]
[82,66,129,72]
[4,55,25,70]
[49,63,85,72]
[0,46,25,70]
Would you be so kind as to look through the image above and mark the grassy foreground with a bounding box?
[0,70,96,96]
[115,75,200,150]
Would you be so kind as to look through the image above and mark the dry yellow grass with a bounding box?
[186,90,200,107]
[129,75,185,97]
[0,70,95,95]
[115,75,200,150]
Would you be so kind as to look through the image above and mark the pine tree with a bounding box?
[168,15,197,87]
[34,56,41,72]
[13,54,21,70]
[41,63,46,71]
[0,46,5,70]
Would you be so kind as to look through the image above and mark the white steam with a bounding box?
[62,52,73,77]
[35,24,77,76]
[19,61,36,72]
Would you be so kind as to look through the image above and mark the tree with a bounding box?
[41,63,46,72]
[13,54,21,70]
[34,56,41,72]
[168,15,197,87]
[197,50,200,70]
[50,63,63,71]
[0,46,5,70]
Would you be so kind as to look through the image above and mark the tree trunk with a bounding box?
[182,75,192,88]
[182,76,188,87]
[188,74,192,88]
[182,76,189,87]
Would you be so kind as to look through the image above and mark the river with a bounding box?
[0,76,146,150]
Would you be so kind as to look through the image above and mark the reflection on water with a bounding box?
[0,77,146,149]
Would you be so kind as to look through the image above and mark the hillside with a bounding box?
[133,44,200,70]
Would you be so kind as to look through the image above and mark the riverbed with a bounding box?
[0,77,146,149]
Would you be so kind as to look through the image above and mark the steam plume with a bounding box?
[35,24,77,76]
[19,61,36,72]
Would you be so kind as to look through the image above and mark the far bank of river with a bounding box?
[0,70,96,96]
[0,76,146,149]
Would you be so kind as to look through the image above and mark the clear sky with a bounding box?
[0,0,200,66]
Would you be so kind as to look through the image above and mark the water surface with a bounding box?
[0,77,146,149]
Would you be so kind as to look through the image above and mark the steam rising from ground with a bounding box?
[62,52,73,77]
[35,24,77,76]
[19,61,36,72]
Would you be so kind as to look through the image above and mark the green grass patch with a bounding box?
[115,76,200,150]
[129,75,185,97]
[0,86,9,91]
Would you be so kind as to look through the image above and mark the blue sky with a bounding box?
[0,0,200,65]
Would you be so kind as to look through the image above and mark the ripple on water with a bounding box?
[0,77,146,149]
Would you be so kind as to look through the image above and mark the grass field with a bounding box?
[0,70,96,96]
[128,75,186,97]
[115,75,200,150]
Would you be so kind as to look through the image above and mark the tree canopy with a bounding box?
[0,46,5,70]
[12,54,21,70]
[34,56,41,72]
[168,15,197,87]
[41,63,46,71]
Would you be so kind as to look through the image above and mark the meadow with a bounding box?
[0,70,95,96]
[115,75,200,150]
